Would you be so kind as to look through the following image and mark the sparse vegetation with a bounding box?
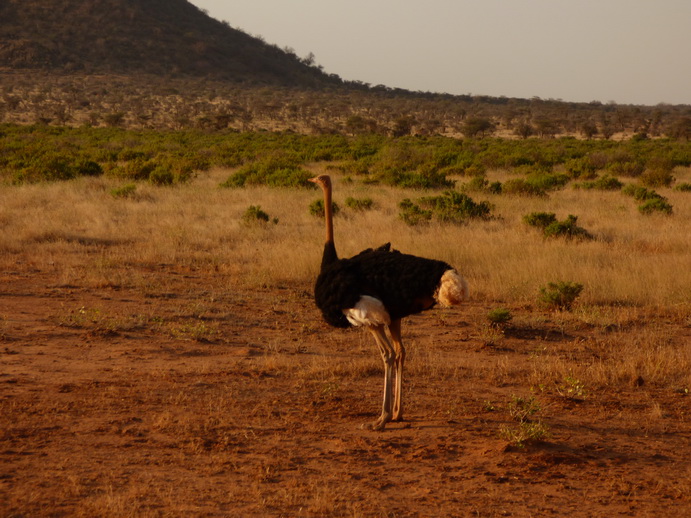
[110,183,137,199]
[638,197,674,215]
[309,199,340,218]
[524,212,593,240]
[556,375,588,401]
[499,395,550,447]
[539,281,584,311]
[242,205,278,225]
[487,308,513,326]
[398,191,492,226]
[345,196,374,211]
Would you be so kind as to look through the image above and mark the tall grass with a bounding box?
[1,166,689,309]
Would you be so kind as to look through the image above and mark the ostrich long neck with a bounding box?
[320,180,338,269]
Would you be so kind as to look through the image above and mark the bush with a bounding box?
[573,175,623,190]
[462,176,489,192]
[345,196,374,211]
[621,183,673,214]
[523,212,557,230]
[607,160,645,177]
[119,158,157,180]
[543,215,593,240]
[398,198,432,226]
[418,190,493,223]
[73,160,103,177]
[487,308,513,326]
[622,184,663,201]
[640,168,675,188]
[638,198,673,215]
[309,199,340,218]
[564,157,597,179]
[379,168,454,189]
[525,171,570,191]
[524,213,592,240]
[220,153,313,188]
[502,178,546,197]
[242,205,278,225]
[539,281,584,310]
[110,183,137,199]
[149,165,175,185]
[674,182,691,192]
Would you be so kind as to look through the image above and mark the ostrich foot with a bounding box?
[361,417,388,431]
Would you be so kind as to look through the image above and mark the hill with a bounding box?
[0,0,689,138]
[0,0,340,87]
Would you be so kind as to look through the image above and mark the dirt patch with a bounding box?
[1,266,689,516]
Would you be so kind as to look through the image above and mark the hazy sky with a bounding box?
[189,0,691,106]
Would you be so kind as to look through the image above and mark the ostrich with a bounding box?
[309,174,468,431]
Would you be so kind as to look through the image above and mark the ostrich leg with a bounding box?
[367,325,395,431]
[388,319,405,421]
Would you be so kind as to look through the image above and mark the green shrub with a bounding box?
[398,198,433,226]
[564,157,597,179]
[500,395,550,447]
[119,158,157,180]
[500,421,550,448]
[418,190,493,223]
[539,281,584,310]
[242,205,277,225]
[607,160,645,177]
[488,181,502,194]
[309,199,340,218]
[640,168,675,188]
[638,198,673,215]
[345,196,374,211]
[149,165,175,185]
[523,212,557,230]
[502,178,546,197]
[674,182,691,192]
[220,153,312,188]
[524,212,592,240]
[73,159,103,177]
[622,184,662,201]
[507,395,542,423]
[378,168,454,189]
[462,176,489,191]
[543,215,593,240]
[574,175,623,190]
[487,308,513,326]
[110,183,137,199]
[526,171,570,191]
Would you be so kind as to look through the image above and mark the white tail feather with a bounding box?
[344,295,391,327]
[435,269,469,307]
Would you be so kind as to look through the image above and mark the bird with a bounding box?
[308,174,469,431]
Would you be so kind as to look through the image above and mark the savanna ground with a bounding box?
[1,166,690,517]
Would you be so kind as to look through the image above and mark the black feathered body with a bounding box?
[314,247,452,328]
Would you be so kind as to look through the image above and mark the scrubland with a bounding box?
[1,136,690,516]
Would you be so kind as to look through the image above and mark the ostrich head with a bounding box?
[308,174,331,191]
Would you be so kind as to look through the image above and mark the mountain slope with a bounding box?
[0,0,339,87]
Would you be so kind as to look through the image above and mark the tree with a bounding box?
[514,121,534,139]
[534,117,559,138]
[667,117,691,141]
[580,121,598,139]
[461,117,495,138]
[391,116,415,137]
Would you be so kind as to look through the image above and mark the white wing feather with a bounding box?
[343,295,391,327]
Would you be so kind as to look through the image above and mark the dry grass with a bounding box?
[2,165,689,309]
